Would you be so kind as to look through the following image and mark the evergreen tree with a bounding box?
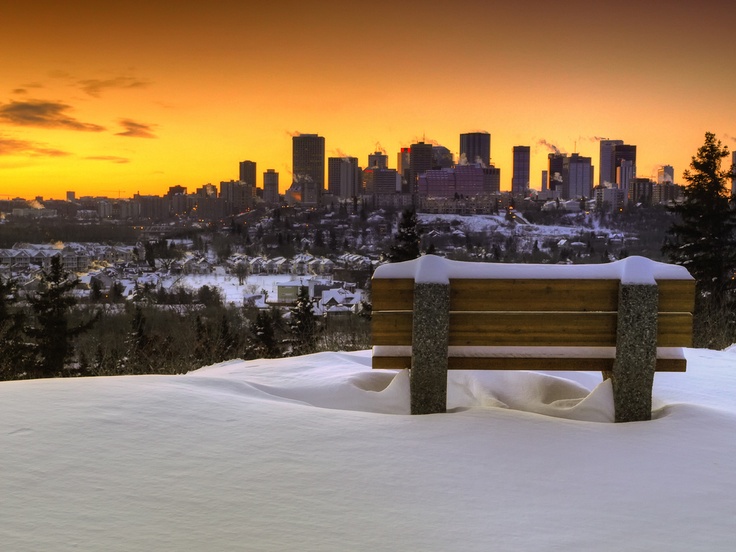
[664,132,736,297]
[385,209,421,262]
[663,132,736,347]
[250,310,281,358]
[289,286,319,355]
[26,256,100,378]
[0,278,34,380]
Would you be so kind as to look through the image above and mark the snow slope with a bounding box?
[2,349,735,551]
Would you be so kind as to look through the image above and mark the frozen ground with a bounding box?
[1,347,735,551]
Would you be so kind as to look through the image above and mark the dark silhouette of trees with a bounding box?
[385,209,421,262]
[663,132,736,347]
[289,286,319,355]
[26,256,100,378]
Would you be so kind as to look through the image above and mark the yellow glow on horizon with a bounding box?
[1,2,734,200]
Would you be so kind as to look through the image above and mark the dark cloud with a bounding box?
[115,119,157,138]
[0,136,70,157]
[0,99,106,131]
[12,88,28,94]
[78,76,150,98]
[84,155,130,164]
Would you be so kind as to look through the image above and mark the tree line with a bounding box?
[0,257,370,381]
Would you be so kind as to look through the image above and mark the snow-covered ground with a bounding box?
[2,347,735,551]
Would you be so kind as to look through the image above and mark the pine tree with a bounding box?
[664,132,736,296]
[385,209,421,262]
[0,278,34,380]
[289,286,319,355]
[663,132,736,347]
[250,309,281,358]
[27,256,100,378]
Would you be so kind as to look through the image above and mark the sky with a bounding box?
[1,0,735,200]
[2,347,736,550]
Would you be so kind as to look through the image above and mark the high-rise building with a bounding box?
[460,132,491,167]
[432,145,454,169]
[66,191,76,202]
[613,144,637,185]
[397,147,411,192]
[512,146,531,195]
[292,134,325,205]
[372,169,402,195]
[328,156,360,198]
[220,180,251,213]
[368,151,388,169]
[599,139,624,185]
[731,152,736,195]
[548,153,565,193]
[657,165,675,184]
[263,169,279,204]
[239,160,257,188]
[409,142,433,195]
[564,154,593,199]
[617,160,635,200]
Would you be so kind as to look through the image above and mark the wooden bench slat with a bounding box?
[373,277,696,313]
[372,356,687,372]
[450,279,619,311]
[372,311,694,347]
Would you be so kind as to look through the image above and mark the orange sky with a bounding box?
[1,0,735,200]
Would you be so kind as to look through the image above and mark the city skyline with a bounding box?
[1,1,735,199]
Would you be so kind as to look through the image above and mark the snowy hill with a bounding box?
[2,348,736,551]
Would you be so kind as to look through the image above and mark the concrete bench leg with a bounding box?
[411,282,450,414]
[613,283,659,422]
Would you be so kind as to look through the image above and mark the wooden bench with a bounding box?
[371,255,695,422]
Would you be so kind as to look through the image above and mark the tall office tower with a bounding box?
[599,139,624,185]
[548,153,566,193]
[409,142,433,195]
[432,145,454,169]
[657,165,675,184]
[617,159,635,200]
[564,153,593,199]
[483,166,501,194]
[541,170,548,192]
[397,147,411,192]
[731,152,736,195]
[239,160,257,188]
[372,169,402,195]
[263,169,280,204]
[368,151,388,169]
[220,180,251,213]
[328,156,360,198]
[292,133,325,205]
[613,144,637,185]
[460,132,491,167]
[629,178,653,205]
[512,146,531,196]
[66,191,76,202]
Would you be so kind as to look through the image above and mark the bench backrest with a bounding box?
[372,261,695,373]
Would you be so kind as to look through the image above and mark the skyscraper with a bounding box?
[657,165,674,184]
[731,152,736,195]
[292,134,325,205]
[328,156,360,198]
[239,160,257,188]
[263,169,279,204]
[564,153,593,199]
[460,132,491,166]
[599,139,624,185]
[368,151,388,169]
[409,142,433,195]
[512,146,530,196]
[613,144,637,186]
